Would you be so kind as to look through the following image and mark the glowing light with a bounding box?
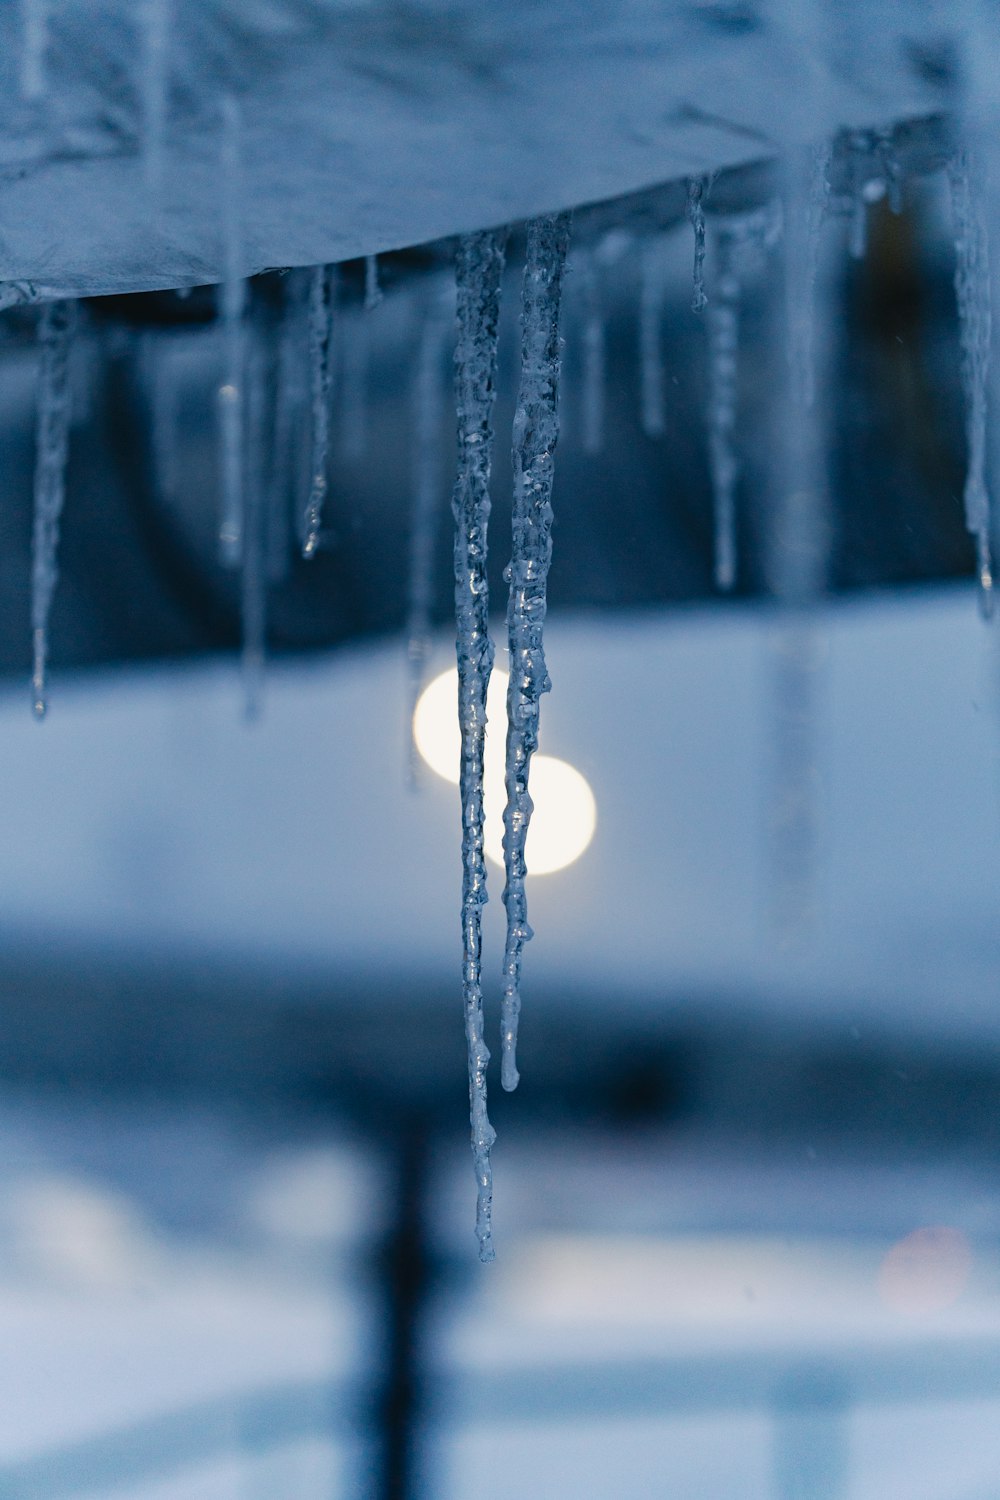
[877,1225,972,1315]
[413,667,596,874]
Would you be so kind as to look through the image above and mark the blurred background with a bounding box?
[1,3,1000,1499]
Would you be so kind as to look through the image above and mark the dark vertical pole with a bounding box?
[371,1119,432,1500]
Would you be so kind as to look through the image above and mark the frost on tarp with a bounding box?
[31,298,75,719]
[948,150,994,616]
[452,228,506,1263]
[501,212,571,1095]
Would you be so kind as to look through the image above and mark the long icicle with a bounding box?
[707,224,741,590]
[407,284,453,782]
[500,212,571,1094]
[948,149,994,615]
[31,300,75,719]
[302,264,336,558]
[453,229,506,1262]
[217,95,245,568]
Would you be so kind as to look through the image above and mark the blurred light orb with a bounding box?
[877,1225,972,1315]
[413,667,596,875]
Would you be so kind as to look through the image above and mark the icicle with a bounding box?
[364,254,383,311]
[217,95,246,569]
[452,229,507,1262]
[241,328,267,720]
[576,249,605,454]
[500,212,571,1095]
[707,226,741,591]
[406,285,454,782]
[786,143,831,416]
[141,0,170,202]
[948,150,994,615]
[638,236,666,438]
[269,269,310,582]
[302,265,336,558]
[340,306,369,463]
[148,334,179,509]
[31,300,75,720]
[19,0,47,102]
[764,148,833,933]
[686,178,708,313]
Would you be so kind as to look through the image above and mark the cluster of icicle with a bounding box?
[10,85,999,1252]
[451,218,571,1261]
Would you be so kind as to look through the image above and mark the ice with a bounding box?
[340,305,369,464]
[501,212,571,1095]
[217,95,246,570]
[948,150,994,615]
[364,254,383,312]
[576,248,605,454]
[141,0,170,201]
[241,323,268,720]
[706,208,775,591]
[452,229,507,1262]
[302,265,336,559]
[270,269,310,582]
[19,0,47,102]
[406,284,454,781]
[638,236,667,439]
[687,178,708,313]
[147,334,179,511]
[31,300,75,720]
[764,149,833,930]
[707,227,741,591]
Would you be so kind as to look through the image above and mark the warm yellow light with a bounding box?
[413,667,596,875]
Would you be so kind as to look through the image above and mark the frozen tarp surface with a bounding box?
[0,0,953,297]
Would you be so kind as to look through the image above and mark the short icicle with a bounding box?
[241,324,268,720]
[406,284,454,781]
[31,300,75,719]
[452,229,507,1262]
[269,269,310,582]
[302,264,336,558]
[707,225,741,591]
[638,236,666,438]
[948,149,994,615]
[364,254,383,311]
[577,248,605,454]
[687,178,708,313]
[501,212,571,1094]
[217,95,246,569]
